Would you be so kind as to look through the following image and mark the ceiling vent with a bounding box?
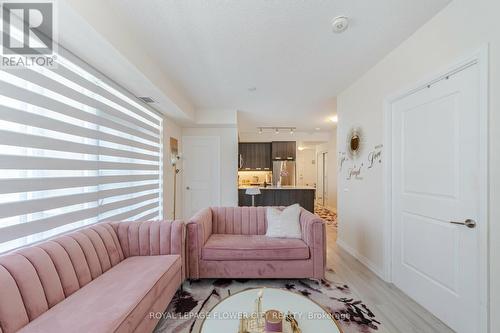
[137,96,155,104]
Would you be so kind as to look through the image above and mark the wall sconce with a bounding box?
[171,153,181,166]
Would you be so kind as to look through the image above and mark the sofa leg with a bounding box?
[309,278,321,285]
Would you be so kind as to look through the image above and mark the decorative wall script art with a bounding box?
[339,152,348,172]
[341,143,383,181]
[347,163,363,180]
[367,144,383,169]
[341,125,384,181]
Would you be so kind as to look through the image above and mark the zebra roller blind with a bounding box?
[0,50,163,252]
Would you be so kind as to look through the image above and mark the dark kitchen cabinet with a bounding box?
[271,141,296,160]
[238,188,275,207]
[273,189,315,212]
[239,143,272,171]
[238,143,249,170]
[238,188,315,213]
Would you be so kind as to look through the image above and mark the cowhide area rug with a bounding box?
[154,270,380,333]
[314,204,338,228]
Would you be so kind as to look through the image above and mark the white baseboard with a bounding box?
[336,238,388,281]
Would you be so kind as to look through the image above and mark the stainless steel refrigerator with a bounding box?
[272,160,296,186]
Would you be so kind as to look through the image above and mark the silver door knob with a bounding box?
[186,186,190,190]
[450,219,476,228]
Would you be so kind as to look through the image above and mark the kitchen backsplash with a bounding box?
[238,171,272,185]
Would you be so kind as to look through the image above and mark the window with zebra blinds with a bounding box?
[0,47,163,252]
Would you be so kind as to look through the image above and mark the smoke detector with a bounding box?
[332,16,349,33]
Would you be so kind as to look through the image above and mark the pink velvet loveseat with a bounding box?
[0,220,185,333]
[187,207,326,280]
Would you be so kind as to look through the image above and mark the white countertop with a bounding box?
[238,185,315,190]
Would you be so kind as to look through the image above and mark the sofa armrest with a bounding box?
[111,220,186,278]
[299,209,326,279]
[186,208,213,279]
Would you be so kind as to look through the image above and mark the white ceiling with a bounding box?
[74,0,451,131]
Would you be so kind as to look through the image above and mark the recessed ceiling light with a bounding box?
[329,115,338,123]
[298,146,305,151]
[332,16,349,33]
[315,127,321,131]
[248,87,257,92]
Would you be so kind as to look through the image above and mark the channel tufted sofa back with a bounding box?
[210,206,268,235]
[187,206,326,280]
[112,220,185,258]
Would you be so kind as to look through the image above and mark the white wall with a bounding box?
[238,131,331,143]
[61,0,195,121]
[336,0,499,331]
[182,127,239,207]
[196,109,238,125]
[163,117,183,220]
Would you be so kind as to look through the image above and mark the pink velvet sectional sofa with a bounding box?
[0,220,185,333]
[187,206,326,280]
[0,207,326,333]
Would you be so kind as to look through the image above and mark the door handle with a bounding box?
[450,219,476,228]
[186,186,190,190]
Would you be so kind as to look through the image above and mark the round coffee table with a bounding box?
[200,287,342,333]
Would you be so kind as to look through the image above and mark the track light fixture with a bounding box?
[256,127,297,135]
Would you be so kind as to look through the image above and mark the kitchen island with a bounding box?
[238,185,316,212]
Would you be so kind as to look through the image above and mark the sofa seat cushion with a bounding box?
[18,255,182,333]
[202,234,310,261]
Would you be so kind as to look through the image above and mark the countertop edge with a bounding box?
[238,186,316,190]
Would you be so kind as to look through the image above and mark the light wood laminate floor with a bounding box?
[326,226,455,333]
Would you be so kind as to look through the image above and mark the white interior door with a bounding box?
[182,136,220,219]
[323,152,328,206]
[316,152,324,204]
[391,64,481,333]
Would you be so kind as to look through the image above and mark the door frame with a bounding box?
[316,149,328,206]
[383,46,489,332]
[181,136,221,219]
